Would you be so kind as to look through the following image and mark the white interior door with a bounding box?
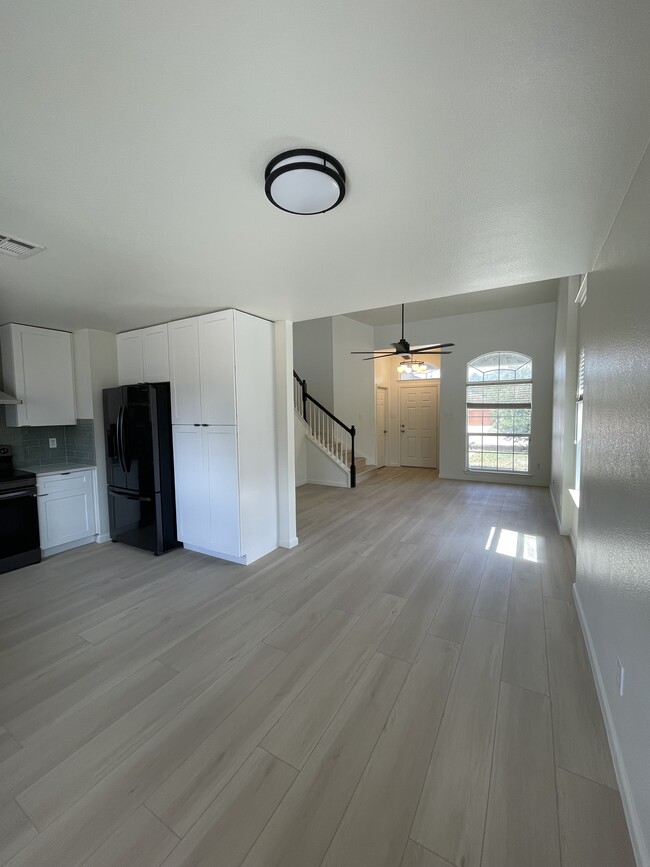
[376,387,387,468]
[400,384,438,468]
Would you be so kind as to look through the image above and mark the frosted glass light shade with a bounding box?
[265,149,346,214]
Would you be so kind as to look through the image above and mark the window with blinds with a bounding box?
[575,345,585,491]
[466,351,532,473]
[577,344,585,400]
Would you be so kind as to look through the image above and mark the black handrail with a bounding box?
[294,370,356,487]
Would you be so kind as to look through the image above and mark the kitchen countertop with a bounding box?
[18,462,96,476]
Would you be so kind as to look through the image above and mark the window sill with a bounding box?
[465,469,533,477]
[568,488,580,508]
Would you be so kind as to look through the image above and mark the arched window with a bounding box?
[466,351,532,473]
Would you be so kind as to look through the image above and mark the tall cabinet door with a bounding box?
[168,318,201,424]
[117,331,144,385]
[198,311,237,425]
[172,425,209,546]
[205,426,241,556]
[142,324,170,382]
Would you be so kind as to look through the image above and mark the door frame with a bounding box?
[398,379,440,469]
[375,386,389,469]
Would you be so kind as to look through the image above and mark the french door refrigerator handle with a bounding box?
[116,405,127,474]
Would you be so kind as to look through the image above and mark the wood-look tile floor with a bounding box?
[0,468,636,867]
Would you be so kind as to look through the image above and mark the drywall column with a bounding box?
[275,321,298,548]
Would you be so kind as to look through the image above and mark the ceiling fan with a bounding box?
[350,303,454,360]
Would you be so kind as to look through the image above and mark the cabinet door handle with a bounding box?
[37,493,49,497]
[193,423,201,426]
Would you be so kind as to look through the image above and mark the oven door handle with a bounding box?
[0,489,36,500]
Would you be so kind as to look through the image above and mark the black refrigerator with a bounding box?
[103,382,179,555]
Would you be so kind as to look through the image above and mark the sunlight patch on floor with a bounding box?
[485,527,539,562]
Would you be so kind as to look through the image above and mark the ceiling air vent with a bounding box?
[0,234,45,259]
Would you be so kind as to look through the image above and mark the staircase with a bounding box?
[312,437,378,484]
[293,371,377,487]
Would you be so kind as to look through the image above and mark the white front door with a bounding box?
[376,387,388,468]
[400,384,438,468]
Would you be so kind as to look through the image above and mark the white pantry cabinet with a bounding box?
[117,324,169,385]
[0,323,77,426]
[36,468,97,555]
[172,425,241,556]
[168,311,236,425]
[170,309,278,564]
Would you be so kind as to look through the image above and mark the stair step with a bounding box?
[312,437,367,470]
[355,464,378,483]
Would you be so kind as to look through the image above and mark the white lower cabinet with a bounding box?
[36,469,97,555]
[172,425,241,559]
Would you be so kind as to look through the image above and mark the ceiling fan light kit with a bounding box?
[265,149,346,215]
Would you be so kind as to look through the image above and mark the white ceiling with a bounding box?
[1,1,649,333]
[347,279,560,326]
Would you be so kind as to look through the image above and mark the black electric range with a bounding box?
[0,445,41,574]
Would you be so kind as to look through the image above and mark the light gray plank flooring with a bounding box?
[556,767,636,867]
[0,467,633,866]
[501,567,549,695]
[481,682,560,867]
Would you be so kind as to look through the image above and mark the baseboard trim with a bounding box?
[182,543,248,565]
[306,477,349,488]
[42,536,97,558]
[573,585,649,867]
[96,533,111,544]
[279,536,299,549]
[549,486,562,532]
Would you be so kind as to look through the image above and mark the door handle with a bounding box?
[0,490,36,500]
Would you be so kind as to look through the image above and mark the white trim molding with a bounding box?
[574,584,649,867]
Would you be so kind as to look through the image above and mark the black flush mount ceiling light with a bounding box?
[265,149,346,214]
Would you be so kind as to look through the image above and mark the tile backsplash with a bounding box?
[0,409,96,467]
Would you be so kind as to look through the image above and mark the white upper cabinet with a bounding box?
[168,318,201,424]
[168,311,236,425]
[0,324,77,426]
[117,324,169,385]
[199,310,236,425]
[143,324,169,382]
[116,331,144,385]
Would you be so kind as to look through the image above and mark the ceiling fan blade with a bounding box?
[350,350,385,354]
[410,342,455,350]
[362,353,396,360]
[413,350,452,355]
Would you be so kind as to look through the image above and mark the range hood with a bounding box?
[0,390,22,405]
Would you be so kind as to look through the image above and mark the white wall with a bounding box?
[274,321,298,547]
[332,316,376,465]
[374,302,556,485]
[73,329,118,540]
[550,276,580,533]
[293,317,334,407]
[573,142,650,866]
